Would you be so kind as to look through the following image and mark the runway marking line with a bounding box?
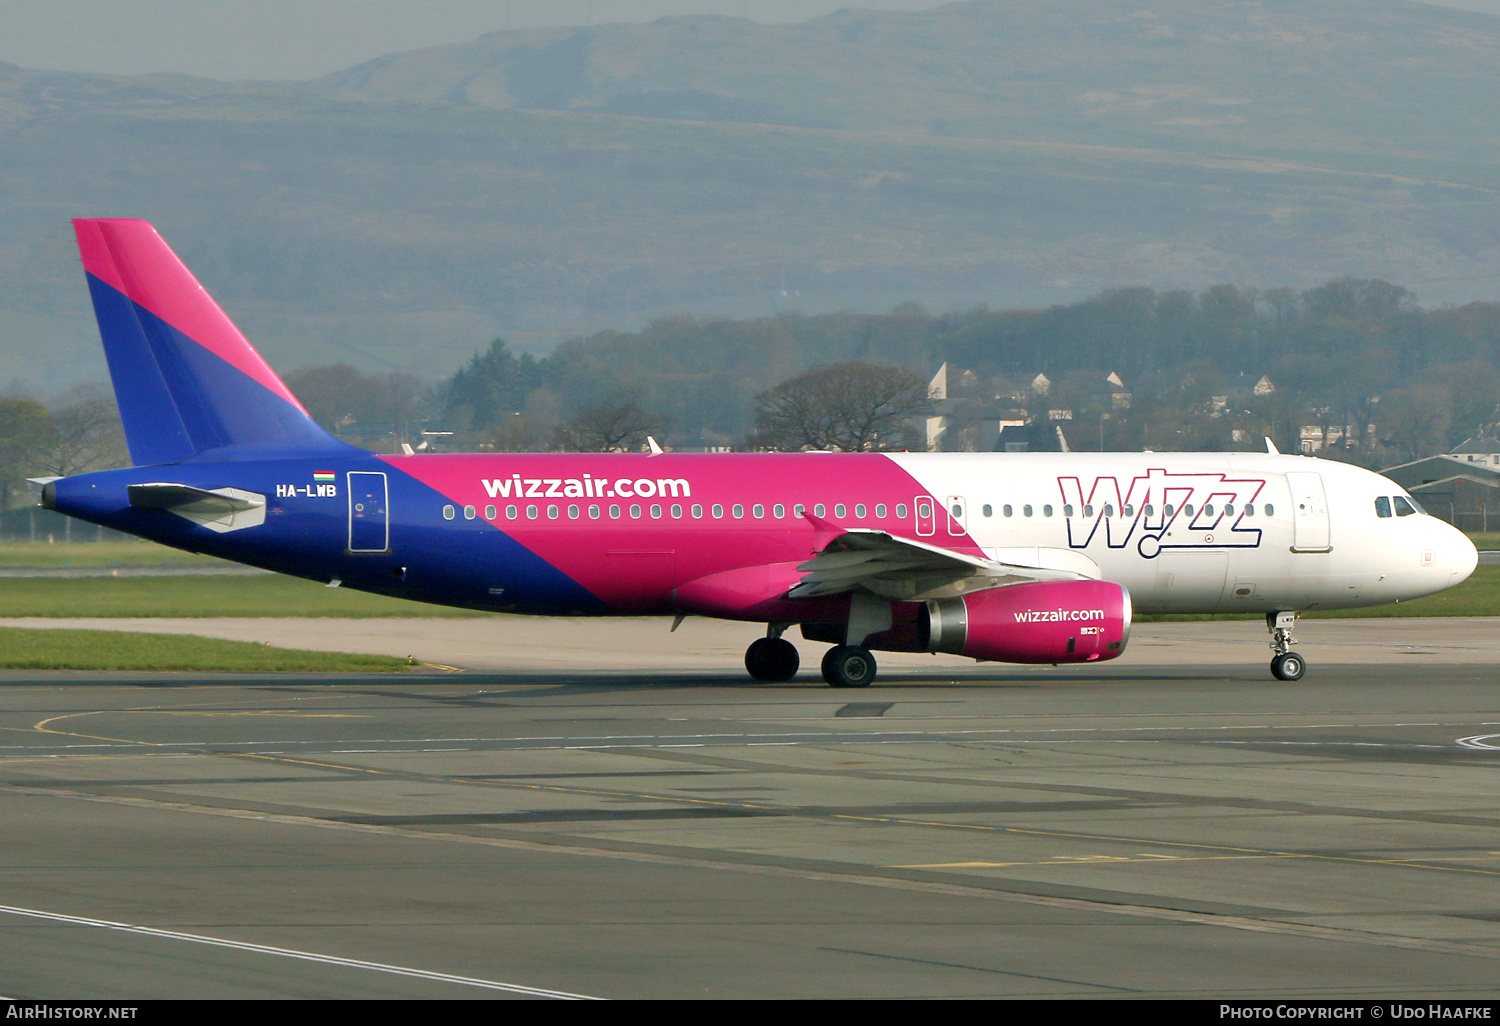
[14,784,1500,966]
[0,902,598,999]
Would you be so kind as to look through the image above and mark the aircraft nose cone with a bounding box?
[1452,529,1479,585]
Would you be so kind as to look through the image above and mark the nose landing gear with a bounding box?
[1268,611,1306,681]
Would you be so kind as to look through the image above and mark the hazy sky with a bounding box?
[7,0,1498,80]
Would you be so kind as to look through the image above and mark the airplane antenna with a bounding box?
[1264,436,1279,454]
[647,436,665,455]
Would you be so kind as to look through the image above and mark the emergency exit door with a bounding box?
[348,471,389,553]
[1285,471,1332,553]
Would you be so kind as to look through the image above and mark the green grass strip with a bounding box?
[0,575,495,618]
[0,541,229,568]
[0,627,410,671]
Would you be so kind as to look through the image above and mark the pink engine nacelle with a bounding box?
[920,579,1132,664]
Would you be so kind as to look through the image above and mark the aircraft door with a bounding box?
[915,496,936,537]
[945,495,967,536]
[1285,472,1332,553]
[348,471,390,553]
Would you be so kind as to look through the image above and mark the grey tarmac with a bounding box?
[0,636,1498,998]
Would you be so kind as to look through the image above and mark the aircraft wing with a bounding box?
[789,527,1101,601]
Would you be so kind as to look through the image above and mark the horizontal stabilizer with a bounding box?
[128,482,266,533]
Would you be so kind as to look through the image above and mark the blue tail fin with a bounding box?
[75,218,361,465]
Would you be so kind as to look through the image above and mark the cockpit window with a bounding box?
[1393,495,1418,517]
[1375,496,1392,518]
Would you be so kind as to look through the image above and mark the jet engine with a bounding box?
[920,579,1131,664]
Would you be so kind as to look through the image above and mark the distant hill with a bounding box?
[3,0,1500,389]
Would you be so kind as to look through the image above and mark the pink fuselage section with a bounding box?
[383,451,976,616]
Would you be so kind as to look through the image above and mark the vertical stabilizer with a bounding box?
[74,218,358,465]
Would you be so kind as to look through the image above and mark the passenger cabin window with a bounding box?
[464,505,476,520]
[1023,504,1033,517]
[1104,504,1114,517]
[588,504,600,519]
[1082,504,1093,517]
[876,504,887,518]
[630,504,642,518]
[485,505,497,519]
[752,504,764,518]
[442,504,455,520]
[547,504,559,519]
[774,504,785,518]
[1143,504,1153,517]
[712,504,724,518]
[982,504,992,517]
[896,504,908,518]
[650,504,662,518]
[1394,496,1418,517]
[1043,504,1053,517]
[568,504,580,519]
[836,504,848,518]
[1063,504,1074,517]
[1264,504,1274,516]
[1203,504,1214,517]
[1123,505,1133,517]
[1003,504,1013,517]
[527,505,539,519]
[1244,504,1254,516]
[691,504,703,518]
[671,504,683,518]
[1183,504,1195,517]
[815,504,827,517]
[855,504,866,518]
[1375,496,1392,518]
[506,505,518,519]
[609,504,621,519]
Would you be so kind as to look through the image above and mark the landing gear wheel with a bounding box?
[821,645,876,688]
[1270,651,1306,681]
[745,637,800,682]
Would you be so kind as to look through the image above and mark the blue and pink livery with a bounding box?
[44,219,1476,684]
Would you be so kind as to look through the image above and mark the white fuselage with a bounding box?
[887,451,1478,613]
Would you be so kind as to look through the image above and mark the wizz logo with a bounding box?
[1056,469,1266,558]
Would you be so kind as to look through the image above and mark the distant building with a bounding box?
[1449,436,1500,468]
[1382,446,1500,530]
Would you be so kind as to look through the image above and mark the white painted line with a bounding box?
[0,904,600,999]
[1456,735,1500,750]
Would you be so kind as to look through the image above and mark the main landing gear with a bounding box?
[745,625,800,682]
[821,645,877,688]
[741,629,879,688]
[1268,611,1306,681]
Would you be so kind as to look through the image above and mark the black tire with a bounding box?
[821,645,876,688]
[1271,651,1306,681]
[746,637,799,682]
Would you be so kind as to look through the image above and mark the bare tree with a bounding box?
[1379,385,1452,463]
[34,398,128,477]
[751,362,931,451]
[552,397,665,452]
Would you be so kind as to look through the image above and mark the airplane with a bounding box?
[40,218,1479,686]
